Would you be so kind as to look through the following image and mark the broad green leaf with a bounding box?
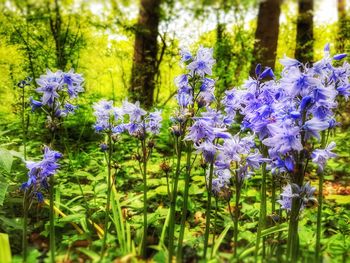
[0,233,11,263]
[0,149,13,173]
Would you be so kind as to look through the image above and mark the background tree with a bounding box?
[251,0,282,72]
[214,0,254,98]
[295,0,314,63]
[130,0,162,109]
[336,0,350,54]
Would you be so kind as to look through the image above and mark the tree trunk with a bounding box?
[336,0,349,53]
[130,0,161,109]
[295,0,314,63]
[251,0,282,73]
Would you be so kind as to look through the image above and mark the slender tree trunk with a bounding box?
[295,0,314,63]
[130,0,161,109]
[337,0,349,53]
[251,0,282,73]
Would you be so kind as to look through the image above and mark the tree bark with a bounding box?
[251,0,282,73]
[295,0,314,63]
[130,0,161,109]
[336,0,349,53]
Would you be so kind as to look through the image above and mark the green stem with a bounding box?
[287,198,301,262]
[203,161,214,259]
[21,86,27,160]
[49,176,55,263]
[315,131,326,262]
[255,147,268,262]
[234,181,241,258]
[100,133,113,260]
[210,197,219,259]
[315,171,324,263]
[176,143,192,262]
[168,137,183,263]
[271,174,276,214]
[141,139,148,258]
[22,191,28,263]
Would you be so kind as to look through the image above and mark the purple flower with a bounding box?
[333,53,347,60]
[180,48,192,62]
[93,100,114,132]
[185,119,214,143]
[246,150,265,170]
[312,142,337,172]
[303,118,329,140]
[62,69,84,98]
[187,47,215,77]
[211,168,231,194]
[176,92,193,108]
[195,141,217,163]
[263,125,303,155]
[22,146,62,202]
[279,55,300,68]
[122,100,146,123]
[147,110,163,135]
[29,97,43,111]
[277,185,294,212]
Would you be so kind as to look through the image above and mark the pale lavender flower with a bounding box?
[312,142,337,172]
[187,47,215,77]
[122,100,147,123]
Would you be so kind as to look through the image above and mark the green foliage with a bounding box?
[0,233,12,263]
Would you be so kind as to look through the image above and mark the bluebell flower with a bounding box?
[263,125,303,155]
[64,103,77,114]
[278,182,316,212]
[62,69,84,98]
[311,142,337,172]
[303,118,329,140]
[333,53,347,60]
[21,146,62,202]
[112,124,125,134]
[187,47,215,77]
[176,92,193,108]
[337,84,350,100]
[122,100,146,123]
[29,97,43,111]
[211,168,231,194]
[279,55,300,68]
[35,81,60,106]
[246,150,265,170]
[147,110,163,135]
[195,141,217,163]
[277,184,294,212]
[185,119,214,143]
[93,100,114,132]
[180,48,192,62]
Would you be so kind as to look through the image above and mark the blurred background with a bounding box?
[0,0,349,116]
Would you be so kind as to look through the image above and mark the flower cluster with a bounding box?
[21,147,62,202]
[93,99,162,138]
[277,182,316,212]
[174,47,265,195]
[222,44,348,211]
[30,69,84,118]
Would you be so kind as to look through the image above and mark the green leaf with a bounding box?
[213,223,232,255]
[77,248,100,262]
[0,233,12,263]
[59,213,85,223]
[0,181,9,206]
[0,149,13,174]
[261,223,288,237]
